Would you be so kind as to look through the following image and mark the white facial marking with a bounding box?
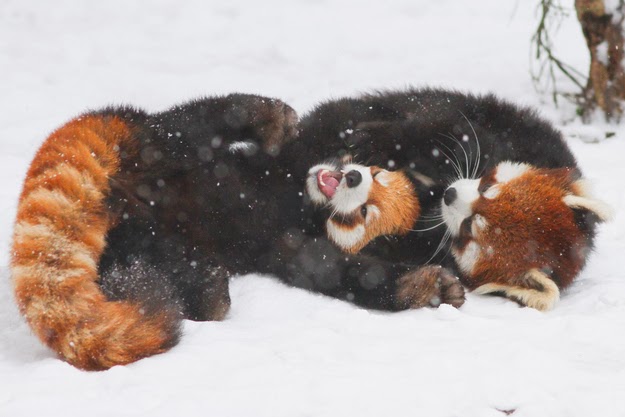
[326,220,365,251]
[454,241,481,275]
[441,178,480,236]
[366,205,381,224]
[306,163,337,205]
[494,161,531,183]
[483,185,501,199]
[330,163,374,214]
[471,214,488,236]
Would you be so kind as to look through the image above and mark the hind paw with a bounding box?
[396,265,465,309]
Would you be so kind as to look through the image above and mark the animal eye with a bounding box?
[360,205,368,217]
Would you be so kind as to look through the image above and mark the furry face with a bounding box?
[306,161,420,254]
[309,157,611,311]
[441,161,611,310]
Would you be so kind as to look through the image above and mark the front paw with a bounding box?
[396,265,465,309]
[226,94,298,154]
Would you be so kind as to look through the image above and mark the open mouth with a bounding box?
[317,169,343,199]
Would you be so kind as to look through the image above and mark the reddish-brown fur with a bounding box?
[367,167,421,237]
[328,168,420,254]
[11,115,179,370]
[461,168,587,290]
[396,265,465,309]
[331,161,607,310]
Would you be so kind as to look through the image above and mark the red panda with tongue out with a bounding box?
[308,160,610,312]
[317,169,342,199]
[299,88,611,311]
[307,164,420,254]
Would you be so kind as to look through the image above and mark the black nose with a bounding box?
[443,187,457,206]
[345,170,362,188]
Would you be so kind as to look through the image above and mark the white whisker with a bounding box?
[435,139,462,177]
[426,228,451,264]
[441,133,470,180]
[408,222,445,232]
[459,112,481,179]
[443,173,460,185]
[435,138,464,179]
[439,238,454,263]
[328,203,341,221]
[419,215,444,220]
[419,214,444,221]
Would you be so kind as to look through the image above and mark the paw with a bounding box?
[225,94,298,154]
[396,265,465,310]
[473,269,560,312]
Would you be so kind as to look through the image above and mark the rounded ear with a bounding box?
[563,179,613,222]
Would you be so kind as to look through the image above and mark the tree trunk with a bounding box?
[575,0,625,122]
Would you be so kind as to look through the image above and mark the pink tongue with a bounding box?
[319,172,340,198]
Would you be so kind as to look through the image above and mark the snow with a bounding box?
[1,1,625,416]
[604,0,624,19]
[597,41,609,66]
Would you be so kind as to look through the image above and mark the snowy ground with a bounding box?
[2,1,625,416]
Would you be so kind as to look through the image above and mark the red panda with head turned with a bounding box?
[12,90,473,371]
[306,160,466,310]
[441,161,611,310]
[308,159,611,311]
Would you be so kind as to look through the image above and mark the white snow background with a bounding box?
[1,1,625,416]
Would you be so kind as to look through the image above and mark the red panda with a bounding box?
[306,161,466,309]
[308,160,611,311]
[17,91,468,371]
[307,162,420,254]
[11,113,181,370]
[10,94,300,370]
[297,88,612,312]
[14,86,611,371]
[441,161,612,311]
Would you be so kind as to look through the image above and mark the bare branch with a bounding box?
[530,0,587,106]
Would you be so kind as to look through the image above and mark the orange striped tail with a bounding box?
[10,113,181,370]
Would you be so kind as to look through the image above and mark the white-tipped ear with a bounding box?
[374,170,391,187]
[571,178,594,199]
[494,161,532,183]
[563,194,614,222]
